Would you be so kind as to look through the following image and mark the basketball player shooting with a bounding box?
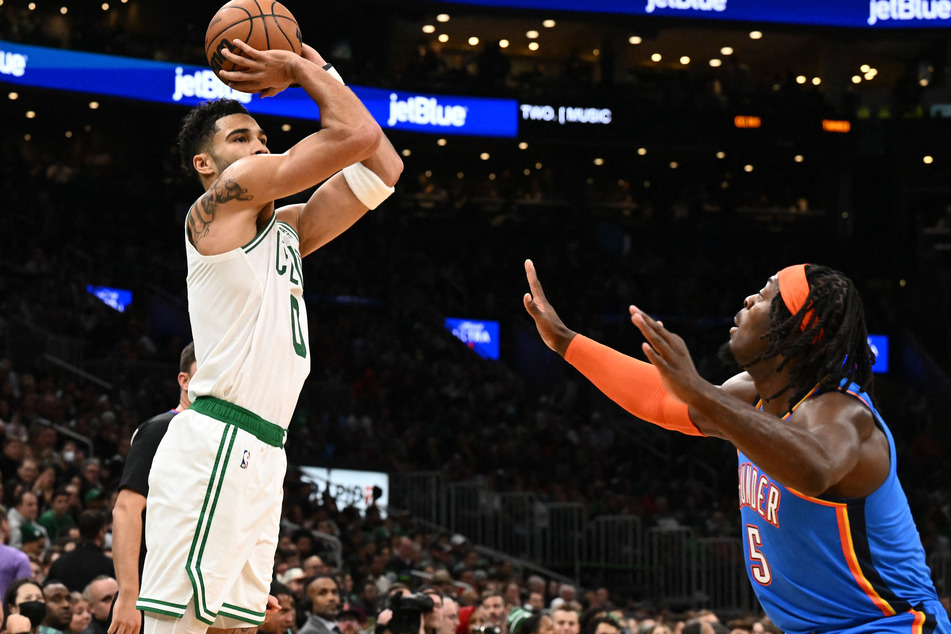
[129,33,402,634]
[524,259,950,633]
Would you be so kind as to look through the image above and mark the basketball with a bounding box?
[205,0,302,74]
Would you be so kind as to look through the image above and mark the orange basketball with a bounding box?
[205,0,302,75]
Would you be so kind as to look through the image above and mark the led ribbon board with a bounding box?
[0,40,519,138]
[437,0,951,27]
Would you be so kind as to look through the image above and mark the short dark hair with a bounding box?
[14,490,36,508]
[180,341,196,374]
[178,99,250,174]
[78,510,106,542]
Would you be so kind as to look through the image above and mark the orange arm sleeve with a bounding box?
[564,335,705,436]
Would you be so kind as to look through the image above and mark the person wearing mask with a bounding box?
[4,578,48,634]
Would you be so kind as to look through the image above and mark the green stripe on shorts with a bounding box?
[185,424,237,624]
[137,597,187,618]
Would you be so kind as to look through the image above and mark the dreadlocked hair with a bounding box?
[748,264,875,410]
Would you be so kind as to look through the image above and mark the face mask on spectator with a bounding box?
[18,601,47,628]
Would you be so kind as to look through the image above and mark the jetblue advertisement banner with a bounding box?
[0,40,518,138]
[440,0,951,27]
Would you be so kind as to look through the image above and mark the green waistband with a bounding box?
[190,396,286,448]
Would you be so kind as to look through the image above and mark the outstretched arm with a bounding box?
[523,260,703,436]
[630,306,887,497]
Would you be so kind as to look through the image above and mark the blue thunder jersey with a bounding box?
[738,381,950,634]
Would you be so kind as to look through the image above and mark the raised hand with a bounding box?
[523,259,576,357]
[629,305,708,406]
[217,38,302,97]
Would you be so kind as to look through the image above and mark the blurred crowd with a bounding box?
[0,3,949,633]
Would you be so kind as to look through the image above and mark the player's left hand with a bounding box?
[523,259,576,357]
[108,594,142,634]
[217,39,299,97]
[630,305,709,405]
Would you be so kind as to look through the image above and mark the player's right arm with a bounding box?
[109,488,147,634]
[216,41,382,205]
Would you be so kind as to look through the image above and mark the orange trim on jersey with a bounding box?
[836,505,896,617]
[910,607,927,633]
[784,486,845,505]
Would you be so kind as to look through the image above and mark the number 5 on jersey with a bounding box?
[747,524,772,585]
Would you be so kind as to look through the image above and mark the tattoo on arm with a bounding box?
[187,177,254,242]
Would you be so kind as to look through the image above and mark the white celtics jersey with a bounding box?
[185,212,310,429]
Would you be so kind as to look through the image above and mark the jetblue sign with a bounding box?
[438,0,951,27]
[0,40,518,138]
[359,87,517,137]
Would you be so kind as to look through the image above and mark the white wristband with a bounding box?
[342,162,394,210]
[322,63,345,85]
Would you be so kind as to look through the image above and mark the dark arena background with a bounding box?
[1,0,949,626]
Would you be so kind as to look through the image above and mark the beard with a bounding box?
[717,340,740,369]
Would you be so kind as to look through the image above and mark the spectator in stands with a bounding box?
[420,588,445,634]
[523,593,543,614]
[4,578,47,634]
[0,507,32,599]
[7,459,40,504]
[8,492,48,550]
[67,592,91,634]
[0,436,26,494]
[299,576,342,634]
[548,585,576,611]
[303,555,331,579]
[19,524,47,562]
[36,490,75,544]
[337,607,362,634]
[39,581,72,634]
[388,538,421,587]
[45,511,113,593]
[583,617,619,634]
[551,607,579,634]
[441,597,460,634]
[77,460,102,503]
[479,592,506,633]
[80,576,117,634]
[261,581,298,634]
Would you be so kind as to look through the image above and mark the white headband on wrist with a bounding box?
[343,162,394,210]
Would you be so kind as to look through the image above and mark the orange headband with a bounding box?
[777,263,816,332]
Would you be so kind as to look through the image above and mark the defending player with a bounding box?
[136,39,402,634]
[523,259,950,634]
